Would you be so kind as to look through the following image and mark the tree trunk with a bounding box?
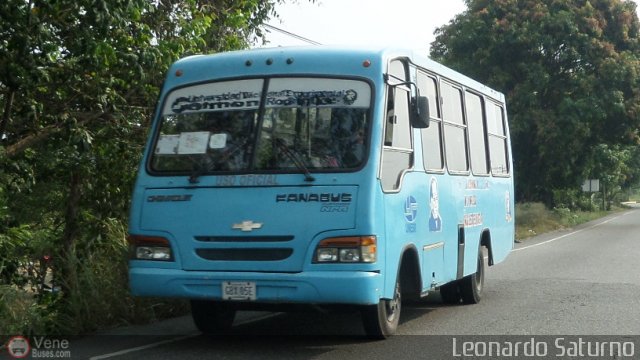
[0,89,15,141]
[60,170,82,298]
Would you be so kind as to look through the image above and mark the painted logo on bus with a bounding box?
[404,196,418,233]
[429,177,442,232]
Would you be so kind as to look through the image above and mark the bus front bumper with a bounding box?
[129,268,383,305]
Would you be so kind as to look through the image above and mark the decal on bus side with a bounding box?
[404,196,418,233]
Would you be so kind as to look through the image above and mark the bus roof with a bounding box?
[165,46,505,103]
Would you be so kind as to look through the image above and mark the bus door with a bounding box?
[379,59,415,296]
[416,70,449,288]
[380,59,447,295]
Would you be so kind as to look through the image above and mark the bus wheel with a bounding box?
[439,281,462,304]
[361,278,401,339]
[459,249,485,304]
[190,300,236,334]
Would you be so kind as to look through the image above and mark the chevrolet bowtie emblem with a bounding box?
[232,220,263,232]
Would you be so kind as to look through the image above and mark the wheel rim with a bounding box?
[386,282,401,322]
[475,255,484,292]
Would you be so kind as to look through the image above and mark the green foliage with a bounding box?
[0,216,188,335]
[0,285,59,336]
[515,202,614,240]
[51,218,188,334]
[551,188,599,211]
[432,0,640,205]
[0,0,295,335]
[515,202,558,229]
[514,202,559,239]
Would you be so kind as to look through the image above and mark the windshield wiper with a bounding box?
[274,138,315,182]
[188,154,218,184]
[188,159,206,184]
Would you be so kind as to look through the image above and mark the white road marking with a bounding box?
[89,333,199,360]
[89,313,281,359]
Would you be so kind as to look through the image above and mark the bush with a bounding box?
[0,217,189,336]
[0,286,58,338]
[553,206,579,226]
[516,202,558,227]
[57,226,189,334]
[515,202,559,239]
[515,201,618,240]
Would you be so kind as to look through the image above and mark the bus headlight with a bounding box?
[316,248,338,262]
[135,246,172,260]
[314,236,376,263]
[128,235,173,261]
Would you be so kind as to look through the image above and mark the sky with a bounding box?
[260,0,640,51]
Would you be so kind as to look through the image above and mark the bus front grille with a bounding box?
[194,236,294,243]
[195,248,293,261]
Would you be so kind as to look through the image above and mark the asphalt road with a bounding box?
[19,208,640,359]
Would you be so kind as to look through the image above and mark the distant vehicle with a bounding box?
[128,46,515,338]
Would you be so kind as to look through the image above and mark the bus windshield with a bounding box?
[150,77,371,175]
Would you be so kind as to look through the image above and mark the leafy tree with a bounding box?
[586,143,640,207]
[0,0,297,334]
[431,0,640,205]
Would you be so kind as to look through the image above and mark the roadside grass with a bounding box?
[515,202,620,241]
[0,220,189,338]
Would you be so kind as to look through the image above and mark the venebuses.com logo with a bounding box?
[6,336,30,358]
[5,336,71,359]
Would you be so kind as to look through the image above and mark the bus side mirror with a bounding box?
[411,96,430,128]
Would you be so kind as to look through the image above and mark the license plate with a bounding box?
[222,281,256,301]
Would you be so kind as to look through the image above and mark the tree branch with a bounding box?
[3,111,113,159]
[4,124,60,158]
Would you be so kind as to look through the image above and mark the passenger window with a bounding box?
[441,82,469,173]
[486,102,509,175]
[466,91,489,175]
[417,72,443,171]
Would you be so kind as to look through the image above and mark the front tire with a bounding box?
[190,300,236,334]
[361,278,401,339]
[459,249,485,304]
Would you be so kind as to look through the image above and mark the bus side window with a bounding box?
[381,60,412,191]
[384,89,395,146]
[384,86,411,149]
[487,102,509,175]
[417,72,443,171]
[465,91,489,175]
[441,82,469,173]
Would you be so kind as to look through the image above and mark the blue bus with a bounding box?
[128,46,514,338]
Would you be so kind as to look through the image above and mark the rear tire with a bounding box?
[459,249,485,304]
[361,278,401,339]
[190,300,236,334]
